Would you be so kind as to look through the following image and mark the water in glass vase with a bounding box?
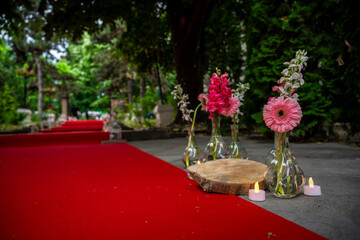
[181,128,201,167]
[264,131,305,198]
[203,115,230,161]
[229,120,248,159]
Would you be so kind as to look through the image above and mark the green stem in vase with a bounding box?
[185,124,191,167]
[286,176,291,194]
[191,103,202,135]
[233,116,237,143]
[185,103,202,167]
[231,115,240,158]
[212,115,219,160]
[275,132,285,195]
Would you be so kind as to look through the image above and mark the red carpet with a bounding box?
[62,120,104,126]
[40,120,104,132]
[40,125,104,132]
[0,131,109,148]
[0,142,326,239]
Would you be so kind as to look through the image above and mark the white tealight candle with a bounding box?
[304,177,321,196]
[249,182,265,202]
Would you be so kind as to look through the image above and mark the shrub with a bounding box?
[0,84,19,124]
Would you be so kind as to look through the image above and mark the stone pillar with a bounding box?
[153,104,174,128]
[58,97,68,123]
[61,97,68,116]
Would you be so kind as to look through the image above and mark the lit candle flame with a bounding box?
[255,182,259,193]
[309,177,314,188]
[197,160,201,164]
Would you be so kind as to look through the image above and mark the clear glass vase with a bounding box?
[203,115,230,161]
[229,121,248,159]
[182,128,201,167]
[103,123,112,132]
[265,148,276,166]
[264,131,305,198]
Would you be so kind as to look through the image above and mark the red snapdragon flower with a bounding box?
[200,69,239,118]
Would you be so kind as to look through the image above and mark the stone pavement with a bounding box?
[130,135,360,240]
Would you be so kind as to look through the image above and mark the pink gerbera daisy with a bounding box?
[263,96,302,132]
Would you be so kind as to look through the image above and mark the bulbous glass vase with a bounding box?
[229,123,248,159]
[203,115,230,161]
[264,131,305,198]
[265,148,276,166]
[182,128,201,167]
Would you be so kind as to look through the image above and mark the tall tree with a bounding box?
[92,23,129,99]
[7,0,60,120]
[166,0,214,112]
[64,33,107,115]
[43,0,216,112]
[116,2,173,105]
[0,38,24,103]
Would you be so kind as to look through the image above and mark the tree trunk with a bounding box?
[127,77,133,103]
[154,64,164,104]
[166,0,213,122]
[34,52,43,121]
[139,78,145,99]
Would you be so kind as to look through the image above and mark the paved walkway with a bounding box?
[130,135,360,240]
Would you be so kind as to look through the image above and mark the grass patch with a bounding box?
[123,119,157,130]
[0,124,26,132]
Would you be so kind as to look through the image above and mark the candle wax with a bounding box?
[249,189,265,202]
[304,185,321,196]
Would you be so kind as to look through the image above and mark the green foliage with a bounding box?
[91,23,130,97]
[143,118,156,128]
[125,98,143,124]
[141,86,159,115]
[64,33,108,113]
[0,84,20,124]
[1,0,359,138]
[43,0,135,40]
[45,107,56,115]
[112,85,159,124]
[116,2,173,74]
[123,119,156,130]
[204,1,245,81]
[90,95,110,110]
[7,0,62,120]
[30,113,38,123]
[0,39,24,105]
[244,0,360,138]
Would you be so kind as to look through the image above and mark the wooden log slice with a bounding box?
[187,158,267,195]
